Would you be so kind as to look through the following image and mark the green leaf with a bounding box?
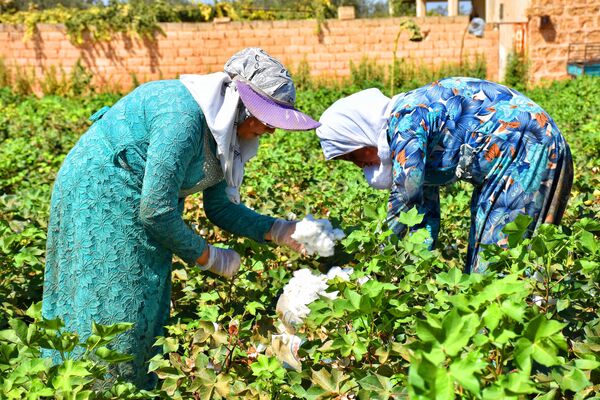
[532,340,561,366]
[574,358,600,370]
[51,360,93,392]
[434,366,455,400]
[310,368,350,396]
[25,302,43,321]
[505,372,538,394]
[94,347,134,363]
[8,319,28,344]
[579,230,598,254]
[39,318,64,331]
[553,366,591,393]
[503,214,533,247]
[363,204,378,220]
[245,301,265,316]
[436,268,467,289]
[523,315,565,342]
[441,310,479,356]
[482,302,502,332]
[500,300,525,322]
[422,346,446,365]
[358,374,395,400]
[361,280,397,298]
[415,319,442,343]
[344,288,362,311]
[398,207,424,227]
[188,369,231,400]
[556,299,570,312]
[91,322,133,340]
[250,355,284,380]
[449,352,487,395]
[514,338,533,374]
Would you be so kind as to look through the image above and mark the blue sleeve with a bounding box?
[203,180,276,243]
[139,111,207,264]
[386,113,440,248]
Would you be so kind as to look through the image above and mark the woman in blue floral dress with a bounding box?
[317,77,573,273]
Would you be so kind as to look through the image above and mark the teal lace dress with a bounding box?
[41,80,276,388]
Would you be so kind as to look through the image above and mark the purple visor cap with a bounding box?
[234,80,321,131]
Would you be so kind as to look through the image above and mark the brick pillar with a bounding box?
[448,0,459,16]
[485,0,494,22]
[416,0,427,17]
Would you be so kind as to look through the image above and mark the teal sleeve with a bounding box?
[203,180,277,243]
[139,112,207,264]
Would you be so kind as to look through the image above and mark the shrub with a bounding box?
[504,51,529,92]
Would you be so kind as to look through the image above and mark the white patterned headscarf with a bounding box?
[180,48,295,204]
[316,88,397,189]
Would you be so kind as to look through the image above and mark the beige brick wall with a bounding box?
[0,17,498,91]
[527,0,600,83]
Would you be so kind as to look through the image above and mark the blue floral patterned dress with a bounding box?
[386,77,573,273]
[42,80,276,388]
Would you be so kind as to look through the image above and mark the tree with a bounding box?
[389,0,415,16]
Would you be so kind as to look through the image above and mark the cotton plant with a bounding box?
[271,267,355,371]
[276,268,339,331]
[291,214,346,257]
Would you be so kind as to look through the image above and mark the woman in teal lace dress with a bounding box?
[42,48,320,388]
[316,78,573,273]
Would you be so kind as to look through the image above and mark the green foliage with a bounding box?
[0,73,599,398]
[0,57,11,88]
[12,65,35,96]
[389,54,487,95]
[0,0,339,44]
[504,51,530,92]
[0,303,151,399]
[349,56,386,90]
[40,59,93,97]
[389,0,416,16]
[292,57,313,91]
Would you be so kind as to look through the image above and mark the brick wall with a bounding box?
[527,0,600,83]
[0,17,498,91]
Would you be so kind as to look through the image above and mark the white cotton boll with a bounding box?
[532,271,545,283]
[277,268,341,333]
[291,214,346,257]
[357,276,371,286]
[320,290,339,300]
[532,295,556,306]
[332,229,346,241]
[326,266,354,281]
[271,333,303,371]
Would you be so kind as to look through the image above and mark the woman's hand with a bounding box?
[268,219,306,255]
[197,245,241,279]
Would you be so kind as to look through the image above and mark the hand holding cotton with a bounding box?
[290,214,345,257]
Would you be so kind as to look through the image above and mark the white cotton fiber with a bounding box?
[277,269,330,327]
[325,266,354,281]
[276,267,354,334]
[291,214,346,257]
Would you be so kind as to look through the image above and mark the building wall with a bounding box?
[527,0,600,83]
[0,17,499,91]
[468,0,530,82]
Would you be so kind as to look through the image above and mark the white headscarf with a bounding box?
[181,48,298,204]
[180,72,257,204]
[316,88,397,190]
